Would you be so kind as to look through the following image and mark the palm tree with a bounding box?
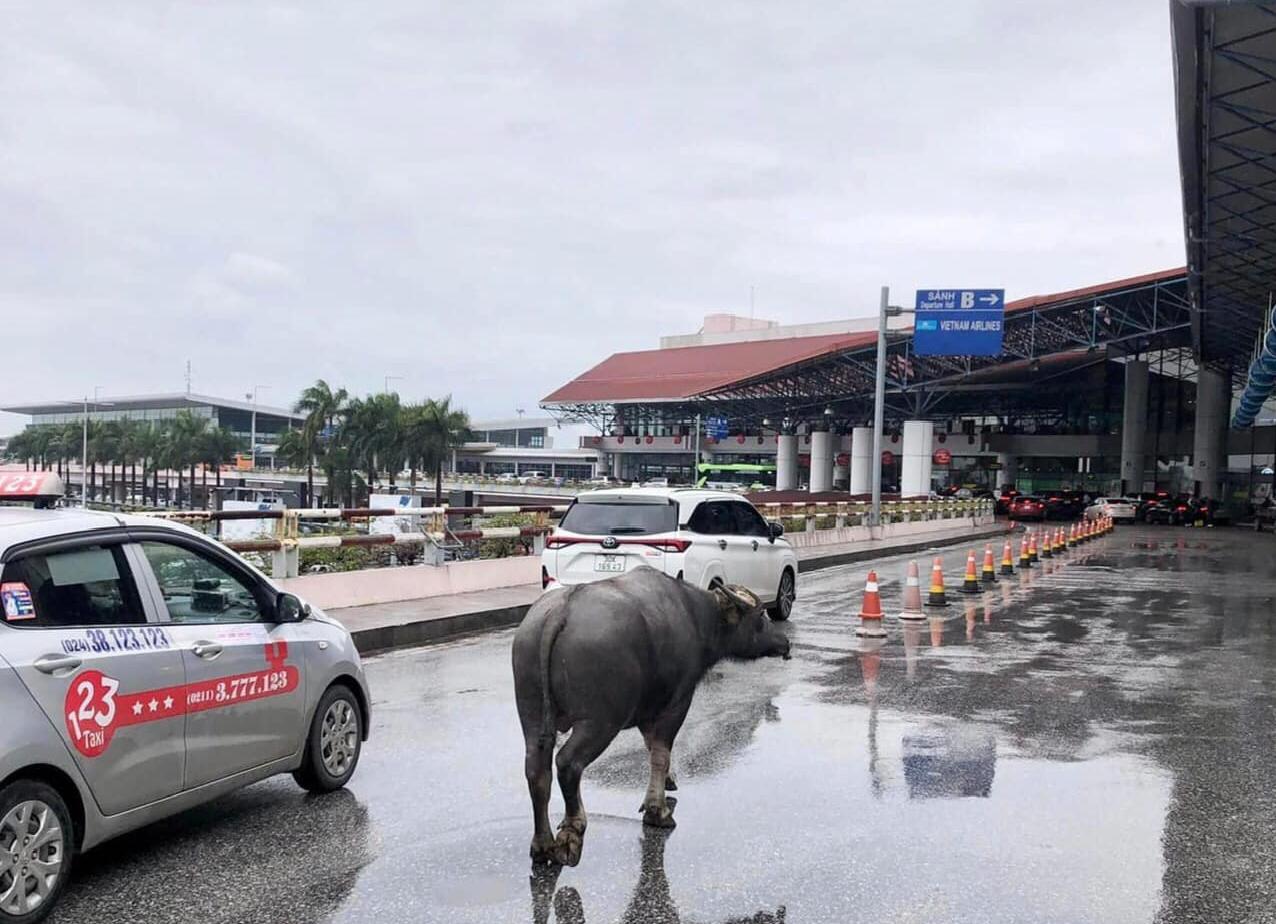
[135,424,163,506]
[294,379,349,506]
[166,411,209,508]
[199,428,242,501]
[419,396,472,504]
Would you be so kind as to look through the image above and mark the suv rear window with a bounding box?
[558,501,677,536]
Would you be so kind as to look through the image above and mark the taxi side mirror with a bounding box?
[275,592,311,623]
[767,520,784,542]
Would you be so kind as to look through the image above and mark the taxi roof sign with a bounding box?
[0,472,67,506]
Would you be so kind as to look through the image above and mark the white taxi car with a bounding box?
[541,487,798,619]
[0,473,369,922]
[1084,496,1136,523]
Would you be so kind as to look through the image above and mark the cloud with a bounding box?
[0,0,1184,436]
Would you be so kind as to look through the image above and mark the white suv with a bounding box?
[541,488,798,619]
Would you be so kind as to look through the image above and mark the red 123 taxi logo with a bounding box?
[63,641,299,758]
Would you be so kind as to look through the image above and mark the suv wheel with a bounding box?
[768,569,795,621]
[294,684,363,793]
[0,780,73,924]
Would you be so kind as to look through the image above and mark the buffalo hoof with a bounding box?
[552,818,586,868]
[529,833,558,864]
[642,800,677,829]
[665,774,678,792]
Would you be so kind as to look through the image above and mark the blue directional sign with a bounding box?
[913,289,1006,356]
[705,416,730,439]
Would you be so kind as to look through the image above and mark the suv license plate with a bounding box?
[594,554,625,573]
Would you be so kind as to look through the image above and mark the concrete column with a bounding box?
[611,453,623,480]
[996,453,1018,491]
[1120,359,1149,495]
[809,430,833,493]
[850,426,873,495]
[901,420,934,497]
[1193,368,1230,499]
[775,434,799,491]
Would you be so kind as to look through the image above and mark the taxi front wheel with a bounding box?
[0,780,73,924]
[294,685,363,793]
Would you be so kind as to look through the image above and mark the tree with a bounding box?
[295,379,349,507]
[166,411,209,508]
[199,428,242,499]
[275,429,311,502]
[418,396,472,505]
[134,424,163,506]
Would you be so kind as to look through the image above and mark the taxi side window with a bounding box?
[687,501,737,535]
[1,545,146,628]
[140,541,270,624]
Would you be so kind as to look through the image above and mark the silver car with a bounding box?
[0,483,369,922]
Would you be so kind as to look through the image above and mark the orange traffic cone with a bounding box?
[960,549,982,594]
[1041,527,1054,558]
[981,545,997,584]
[898,560,926,620]
[1000,540,1015,575]
[1019,537,1032,568]
[925,556,950,608]
[1055,527,1066,554]
[1027,530,1039,564]
[1066,523,1076,548]
[856,570,887,638]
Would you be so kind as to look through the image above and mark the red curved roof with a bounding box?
[543,268,1187,405]
[542,330,877,404]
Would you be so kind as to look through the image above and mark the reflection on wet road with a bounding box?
[48,527,1276,923]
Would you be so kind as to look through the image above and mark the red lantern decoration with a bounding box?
[881,450,895,466]
[673,435,682,445]
[737,435,746,444]
[938,433,947,444]
[617,436,625,444]
[933,448,953,465]
[645,435,654,444]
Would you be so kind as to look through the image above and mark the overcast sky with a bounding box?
[1,1,1184,435]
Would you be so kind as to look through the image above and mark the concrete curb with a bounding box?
[351,602,532,654]
[797,522,1012,573]
[352,521,1015,655]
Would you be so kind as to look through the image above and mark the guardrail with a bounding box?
[755,498,994,531]
[155,504,568,577]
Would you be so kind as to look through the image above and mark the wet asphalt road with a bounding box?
[48,525,1276,924]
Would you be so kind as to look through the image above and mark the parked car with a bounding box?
[995,489,1020,515]
[495,473,518,484]
[641,477,670,488]
[518,471,548,484]
[1008,495,1047,521]
[1084,497,1137,522]
[1185,497,1231,526]
[1043,491,1084,520]
[541,487,798,620]
[0,474,369,922]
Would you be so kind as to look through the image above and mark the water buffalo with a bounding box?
[512,566,791,867]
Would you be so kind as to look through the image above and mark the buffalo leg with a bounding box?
[639,697,693,828]
[552,719,617,867]
[525,737,556,862]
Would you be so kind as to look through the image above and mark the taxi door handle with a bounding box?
[751,540,759,551]
[718,539,728,550]
[191,642,223,660]
[34,654,82,675]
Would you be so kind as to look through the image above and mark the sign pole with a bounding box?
[870,285,888,527]
[693,413,701,485]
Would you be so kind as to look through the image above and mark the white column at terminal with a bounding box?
[850,426,873,494]
[1120,359,1150,496]
[809,430,834,493]
[775,434,799,491]
[1193,368,1230,499]
[996,453,1018,491]
[901,420,934,497]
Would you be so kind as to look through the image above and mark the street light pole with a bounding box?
[247,385,270,470]
[870,287,889,527]
[80,387,104,506]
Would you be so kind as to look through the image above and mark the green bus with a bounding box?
[696,461,777,490]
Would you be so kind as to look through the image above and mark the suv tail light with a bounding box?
[543,536,692,553]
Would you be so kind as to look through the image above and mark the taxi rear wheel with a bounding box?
[294,685,362,793]
[0,781,73,924]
